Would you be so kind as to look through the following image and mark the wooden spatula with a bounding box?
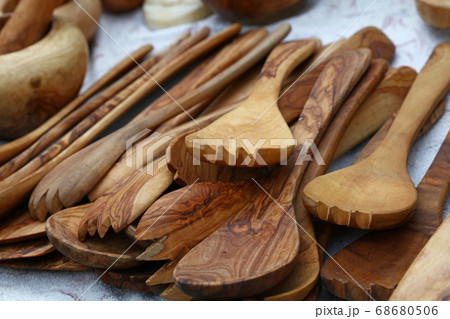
[390,215,450,301]
[321,131,449,300]
[0,206,45,244]
[303,42,450,230]
[255,59,388,301]
[173,49,371,300]
[185,39,321,167]
[0,238,54,260]
[0,251,90,271]
[46,204,145,269]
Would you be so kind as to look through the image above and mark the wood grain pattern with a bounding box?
[185,39,321,167]
[96,262,168,293]
[390,215,450,301]
[0,206,46,244]
[26,24,241,221]
[146,257,182,286]
[0,44,153,165]
[0,238,55,260]
[46,204,145,269]
[321,131,450,301]
[415,0,450,29]
[334,66,417,159]
[303,42,450,230]
[161,284,193,301]
[0,0,65,54]
[0,16,88,140]
[0,251,90,271]
[174,49,371,299]
[255,59,388,301]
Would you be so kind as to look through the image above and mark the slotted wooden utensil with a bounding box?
[185,39,321,167]
[303,42,450,230]
[171,49,371,299]
[320,131,449,301]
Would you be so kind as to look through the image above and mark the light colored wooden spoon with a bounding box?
[303,42,450,230]
[390,214,450,301]
[173,49,371,299]
[46,204,145,269]
[185,39,321,167]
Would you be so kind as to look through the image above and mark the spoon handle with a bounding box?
[249,39,320,102]
[375,42,450,161]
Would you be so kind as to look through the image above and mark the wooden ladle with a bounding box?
[303,42,450,230]
[185,39,321,167]
[172,49,371,299]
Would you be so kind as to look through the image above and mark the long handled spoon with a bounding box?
[303,42,450,230]
[171,49,371,299]
[320,131,449,300]
[0,238,54,260]
[0,251,90,271]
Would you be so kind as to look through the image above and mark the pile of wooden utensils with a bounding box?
[0,22,448,301]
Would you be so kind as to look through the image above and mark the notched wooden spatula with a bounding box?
[185,39,321,167]
[303,42,450,230]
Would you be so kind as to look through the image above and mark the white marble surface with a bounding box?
[0,0,449,301]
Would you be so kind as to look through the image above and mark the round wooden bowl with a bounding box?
[0,16,88,139]
[415,0,450,29]
[102,0,143,12]
[54,0,103,42]
[202,0,305,24]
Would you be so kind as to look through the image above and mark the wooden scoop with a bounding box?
[185,39,320,167]
[0,0,65,54]
[303,42,450,230]
[29,24,290,221]
[46,204,145,269]
[390,214,450,301]
[321,131,449,301]
[173,49,371,299]
[0,238,54,260]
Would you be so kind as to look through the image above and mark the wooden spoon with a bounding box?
[161,284,193,301]
[390,215,450,301]
[0,238,55,260]
[0,206,45,244]
[185,39,321,167]
[0,251,90,271]
[320,131,449,301]
[254,59,388,301]
[46,204,145,269]
[303,42,450,230]
[172,49,371,299]
[0,44,153,165]
[415,0,450,29]
[0,0,65,54]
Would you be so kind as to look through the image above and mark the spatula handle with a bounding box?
[251,39,320,101]
[376,42,450,160]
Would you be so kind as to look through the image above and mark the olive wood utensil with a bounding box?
[320,130,449,301]
[161,284,193,301]
[0,206,45,244]
[0,44,153,165]
[96,262,168,293]
[29,24,290,221]
[46,204,145,269]
[254,59,388,301]
[0,0,65,54]
[303,42,450,230]
[334,66,417,159]
[185,39,321,167]
[0,251,90,271]
[415,0,450,29]
[0,238,55,260]
[390,215,450,301]
[171,49,371,299]
[0,24,237,220]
